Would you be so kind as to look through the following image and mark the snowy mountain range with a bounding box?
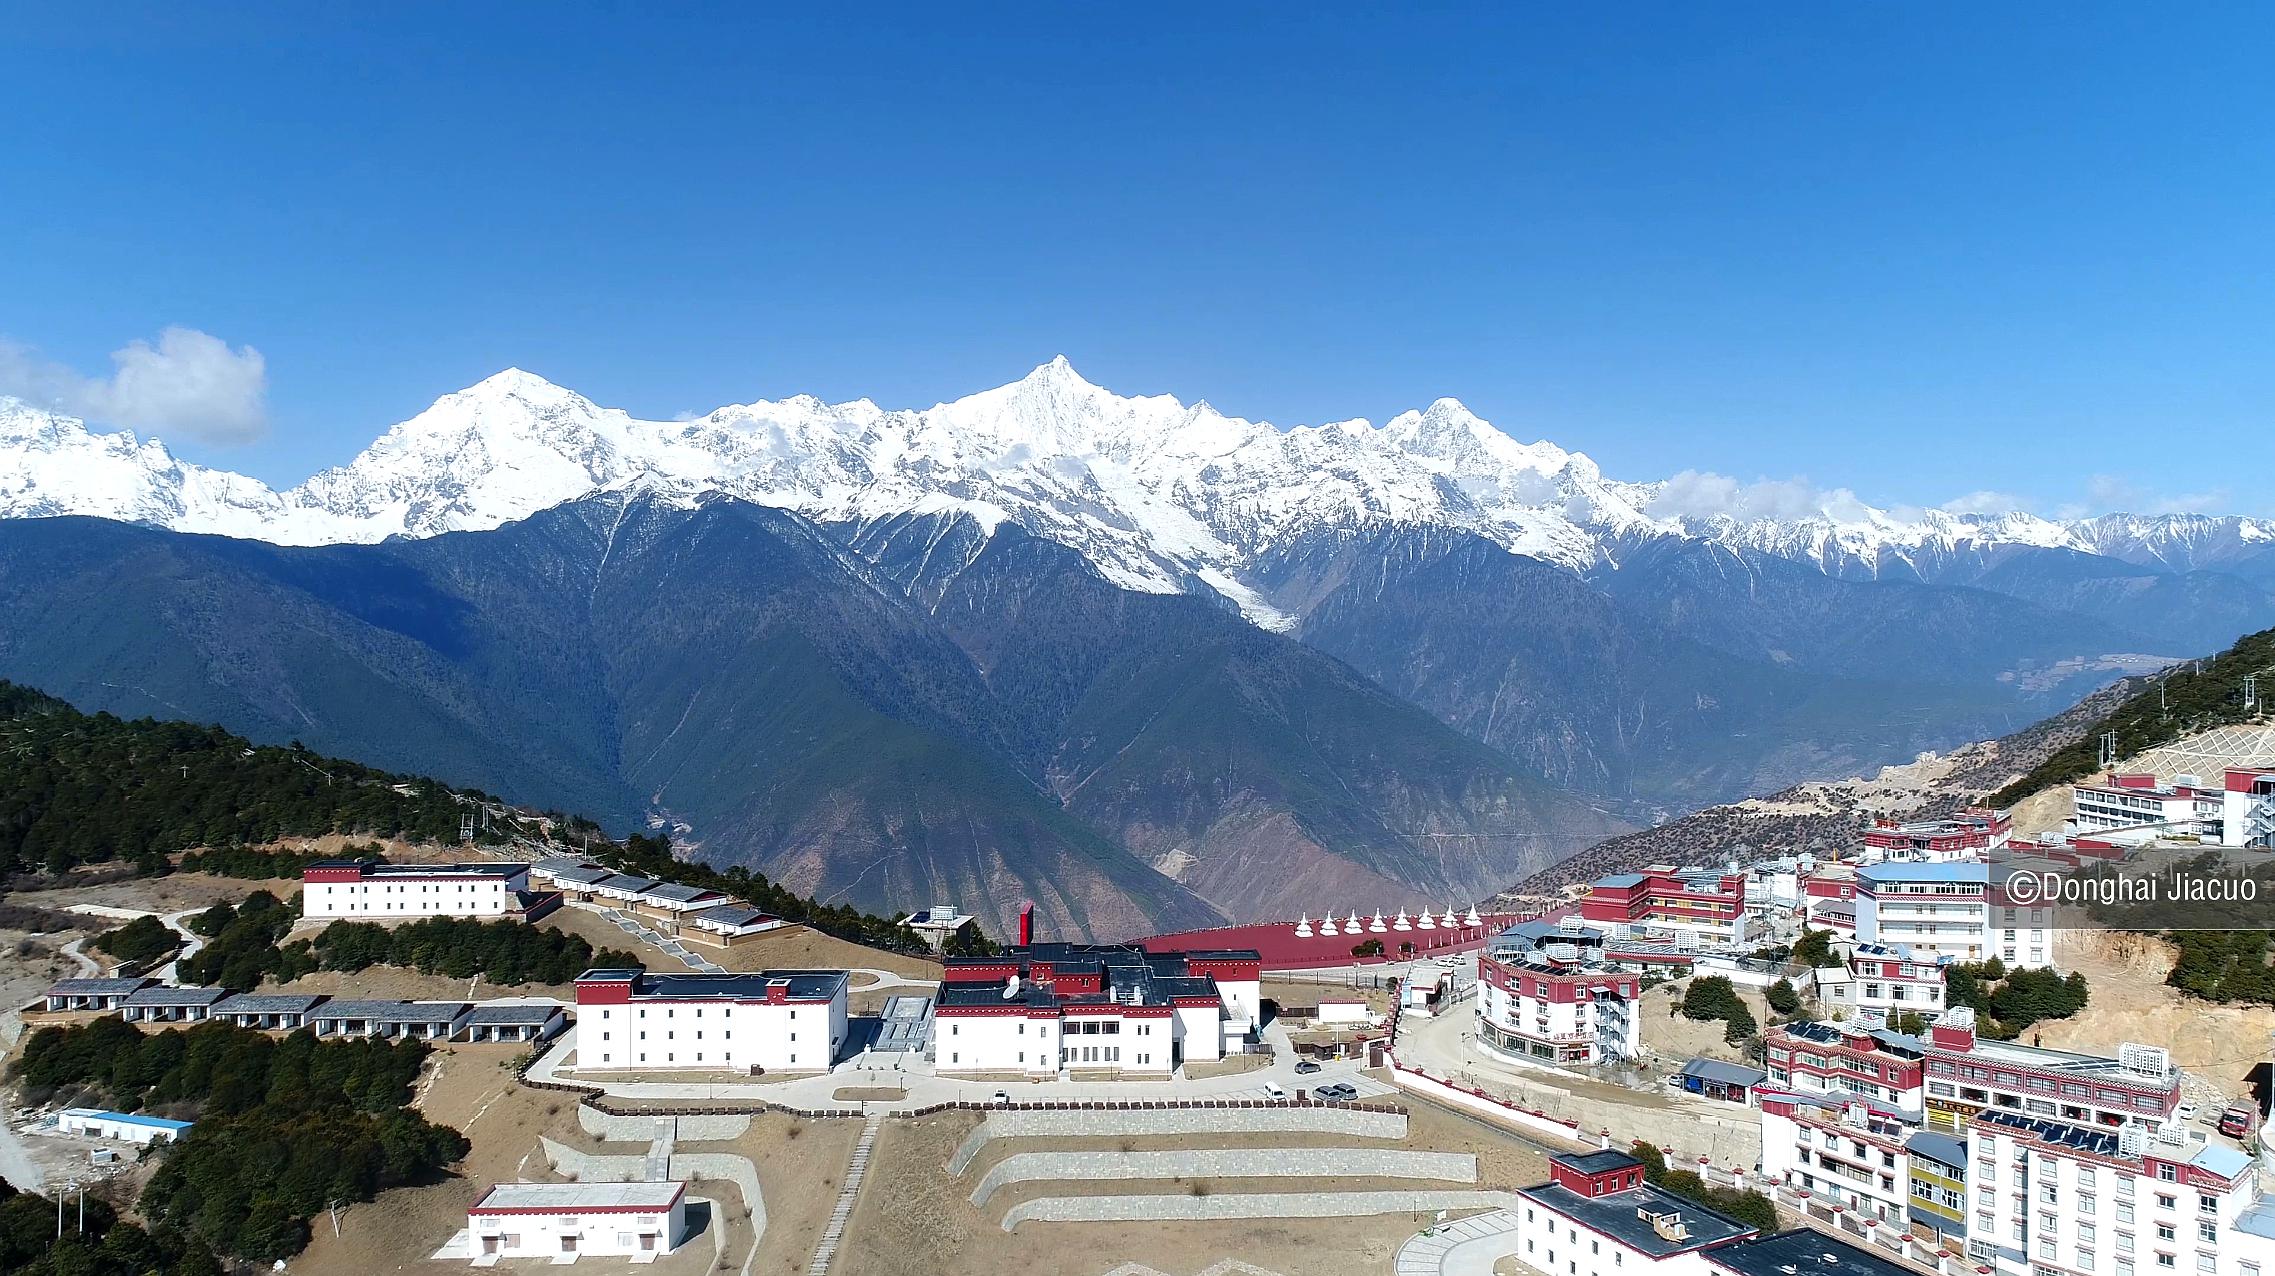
[5,357,2267,629]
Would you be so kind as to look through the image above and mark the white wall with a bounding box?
[304,871,522,920]
[580,993,845,1073]
[467,1200,688,1262]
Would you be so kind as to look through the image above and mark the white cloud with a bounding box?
[1645,470,1872,523]
[0,327,268,445]
[2082,473,2234,517]
[1939,490,2033,515]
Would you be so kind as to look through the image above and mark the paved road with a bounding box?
[1394,1208,1524,1276]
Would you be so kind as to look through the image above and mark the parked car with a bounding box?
[990,1090,1010,1106]
[1262,1082,1288,1101]
[1293,1060,1322,1075]
[1315,1083,1359,1102]
[2176,1101,2199,1124]
[2219,1105,2257,1137]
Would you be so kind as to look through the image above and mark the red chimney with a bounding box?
[1018,902,1034,946]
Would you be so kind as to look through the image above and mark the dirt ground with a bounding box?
[2033,931,2275,1103]
[286,1043,860,1276]
[24,871,294,916]
[1637,979,1779,1064]
[269,966,575,1003]
[1263,981,1396,1015]
[710,925,942,981]
[834,1098,1549,1276]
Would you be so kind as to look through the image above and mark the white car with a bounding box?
[1262,1082,1288,1101]
[991,1090,1011,1106]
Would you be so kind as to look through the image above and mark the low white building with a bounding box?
[1511,1149,1759,1276]
[58,1108,192,1145]
[1815,942,1945,1021]
[465,1180,689,1265]
[572,968,848,1073]
[935,944,1262,1078]
[302,859,537,921]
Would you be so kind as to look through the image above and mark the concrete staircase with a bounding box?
[595,906,726,974]
[809,1116,881,1275]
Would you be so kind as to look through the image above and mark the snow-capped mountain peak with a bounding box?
[0,366,2267,626]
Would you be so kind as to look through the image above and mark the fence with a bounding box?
[514,1046,1404,1124]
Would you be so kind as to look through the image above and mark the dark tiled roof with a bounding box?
[577,969,846,1001]
[48,977,152,997]
[1706,1231,1915,1276]
[463,1003,565,1025]
[1518,1180,1752,1257]
[121,985,226,1007]
[1679,1058,1768,1087]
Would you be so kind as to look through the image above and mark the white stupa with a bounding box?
[1441,906,1459,927]
[1320,914,1340,936]
[1294,913,1313,937]
[1417,909,1437,930]
[1392,909,1412,931]
[1368,910,1387,934]
[1465,905,1483,926]
[1346,910,1363,934]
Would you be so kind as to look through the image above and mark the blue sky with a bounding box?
[1,4,2268,515]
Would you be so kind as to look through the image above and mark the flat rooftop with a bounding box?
[1516,1180,1753,1257]
[1707,1231,1915,1276]
[471,1181,685,1213]
[577,968,848,1001]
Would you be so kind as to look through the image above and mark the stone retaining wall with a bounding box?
[577,1105,753,1143]
[947,1106,1409,1175]
[971,1148,1474,1206]
[1000,1189,1522,1231]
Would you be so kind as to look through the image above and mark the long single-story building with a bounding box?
[465,1180,689,1264]
[310,999,470,1040]
[458,1003,569,1043]
[209,992,324,1031]
[681,904,784,951]
[1677,1057,1768,1105]
[43,977,154,1012]
[119,984,228,1023]
[58,1108,192,1145]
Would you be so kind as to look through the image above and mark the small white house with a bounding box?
[466,1180,689,1265]
[58,1108,192,1145]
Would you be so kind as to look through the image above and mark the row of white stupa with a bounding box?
[1294,906,1483,937]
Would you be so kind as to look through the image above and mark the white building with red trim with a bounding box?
[2071,773,2226,841]
[1813,942,1947,1020]
[1579,868,1751,947]
[302,859,554,921]
[1760,1093,1920,1225]
[1475,942,1641,1067]
[571,968,847,1074]
[1762,1018,1927,1116]
[1921,1008,2180,1135]
[464,1180,689,1264]
[934,944,1260,1078]
[1964,1109,2261,1276]
[2222,766,2275,849]
[1860,808,2012,862]
[1510,1148,1759,1276]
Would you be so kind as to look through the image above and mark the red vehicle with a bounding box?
[2219,1105,2257,1138]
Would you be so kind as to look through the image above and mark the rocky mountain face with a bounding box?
[3,358,2271,860]
[0,496,1624,938]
